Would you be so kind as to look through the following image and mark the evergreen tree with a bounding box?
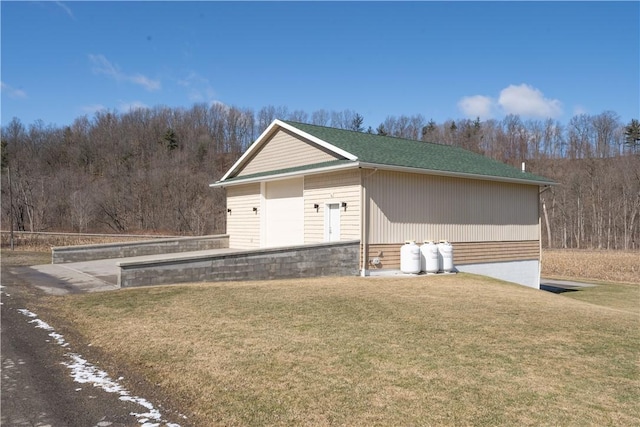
[161,128,179,151]
[350,113,365,132]
[376,124,387,136]
[624,119,640,150]
[422,119,437,141]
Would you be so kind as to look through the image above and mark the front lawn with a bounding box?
[41,273,639,426]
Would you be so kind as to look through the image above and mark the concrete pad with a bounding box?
[368,269,456,278]
[28,248,240,295]
[540,278,598,293]
[540,278,598,288]
[28,264,118,295]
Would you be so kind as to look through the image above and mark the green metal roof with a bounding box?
[283,121,554,185]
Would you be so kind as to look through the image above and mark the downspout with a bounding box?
[538,185,551,287]
[361,168,378,276]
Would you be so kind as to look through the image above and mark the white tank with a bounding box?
[438,240,454,273]
[420,241,439,273]
[400,241,421,274]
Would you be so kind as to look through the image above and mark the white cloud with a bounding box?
[89,54,160,92]
[178,72,216,102]
[1,81,27,99]
[457,84,563,120]
[210,99,228,110]
[573,105,588,116]
[55,1,75,20]
[457,95,494,120]
[89,54,117,76]
[118,101,149,112]
[129,74,161,92]
[498,84,563,118]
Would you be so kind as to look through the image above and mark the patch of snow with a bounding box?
[17,308,37,318]
[18,308,181,427]
[18,309,69,347]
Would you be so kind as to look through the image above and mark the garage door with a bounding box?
[265,178,304,247]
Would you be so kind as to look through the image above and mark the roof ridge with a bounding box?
[283,120,448,148]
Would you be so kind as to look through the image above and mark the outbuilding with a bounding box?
[211,120,554,288]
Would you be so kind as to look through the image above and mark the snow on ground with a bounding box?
[17,308,183,427]
[17,309,69,347]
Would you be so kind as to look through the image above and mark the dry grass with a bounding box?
[560,281,640,313]
[42,274,639,426]
[0,232,170,252]
[542,249,639,284]
[0,249,52,267]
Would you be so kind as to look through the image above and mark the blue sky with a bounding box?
[1,1,638,130]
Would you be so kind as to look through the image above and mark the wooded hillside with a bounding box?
[2,104,638,249]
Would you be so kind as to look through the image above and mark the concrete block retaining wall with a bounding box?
[118,240,360,288]
[52,235,229,264]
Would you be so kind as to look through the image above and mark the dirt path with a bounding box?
[1,252,186,426]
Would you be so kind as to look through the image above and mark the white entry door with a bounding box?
[264,178,304,247]
[325,203,341,242]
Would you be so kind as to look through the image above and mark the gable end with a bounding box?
[236,128,344,178]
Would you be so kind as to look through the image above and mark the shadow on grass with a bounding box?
[540,284,581,294]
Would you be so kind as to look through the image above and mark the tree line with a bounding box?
[1,103,638,249]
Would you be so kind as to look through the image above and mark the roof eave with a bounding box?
[218,120,280,182]
[357,162,556,186]
[210,161,361,188]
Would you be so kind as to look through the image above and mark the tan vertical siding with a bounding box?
[226,184,261,249]
[364,241,540,270]
[367,170,539,243]
[237,129,340,177]
[304,170,361,243]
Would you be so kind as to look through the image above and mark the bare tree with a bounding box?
[311,109,330,126]
[592,111,621,157]
[69,188,94,233]
[288,110,308,123]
